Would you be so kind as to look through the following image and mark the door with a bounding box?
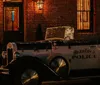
[3,2,24,44]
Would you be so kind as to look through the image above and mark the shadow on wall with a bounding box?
[35,24,44,41]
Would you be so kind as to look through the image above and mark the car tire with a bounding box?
[49,56,69,79]
[9,58,41,85]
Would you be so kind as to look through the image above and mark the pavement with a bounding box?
[0,68,100,85]
[0,74,12,85]
[0,74,100,85]
[42,77,100,85]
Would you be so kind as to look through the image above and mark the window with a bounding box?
[3,0,22,2]
[4,7,19,31]
[77,0,94,32]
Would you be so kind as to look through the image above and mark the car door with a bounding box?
[70,40,99,70]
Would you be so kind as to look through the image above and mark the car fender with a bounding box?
[8,55,61,81]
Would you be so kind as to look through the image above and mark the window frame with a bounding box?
[77,0,94,32]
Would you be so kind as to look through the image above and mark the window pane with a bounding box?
[4,7,19,31]
[77,0,90,30]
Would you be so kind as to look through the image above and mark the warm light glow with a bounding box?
[36,0,44,10]
[77,0,90,30]
[45,26,74,40]
[4,7,19,31]
[3,0,22,2]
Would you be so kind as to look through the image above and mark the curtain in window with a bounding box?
[77,0,90,30]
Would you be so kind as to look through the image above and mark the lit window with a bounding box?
[77,0,91,31]
[3,0,22,2]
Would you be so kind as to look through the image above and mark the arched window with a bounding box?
[77,0,95,32]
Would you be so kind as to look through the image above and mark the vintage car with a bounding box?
[1,26,100,85]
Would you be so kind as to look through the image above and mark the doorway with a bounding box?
[3,2,24,44]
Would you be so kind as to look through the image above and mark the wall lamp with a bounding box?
[36,0,44,10]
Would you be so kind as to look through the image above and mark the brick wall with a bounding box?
[44,0,76,27]
[25,0,77,41]
[96,0,100,33]
[0,0,3,43]
[0,0,100,42]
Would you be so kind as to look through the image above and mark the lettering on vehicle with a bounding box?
[72,48,96,59]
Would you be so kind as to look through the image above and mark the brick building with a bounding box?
[0,0,100,44]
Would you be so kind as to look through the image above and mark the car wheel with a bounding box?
[21,69,39,85]
[49,56,69,79]
[10,68,41,85]
[9,59,41,85]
